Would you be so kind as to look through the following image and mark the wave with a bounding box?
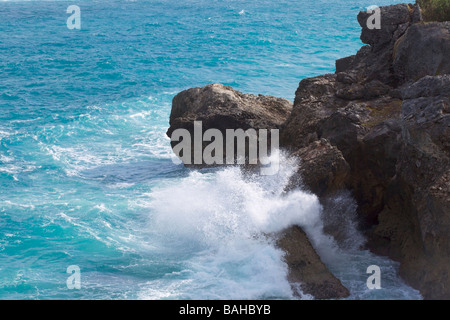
[138,150,423,300]
[140,152,326,299]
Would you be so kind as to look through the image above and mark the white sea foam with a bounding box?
[140,152,336,299]
[138,150,423,300]
[0,130,12,140]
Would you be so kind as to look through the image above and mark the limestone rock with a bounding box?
[276,225,350,299]
[167,83,292,166]
[167,83,292,136]
[393,22,450,84]
[369,75,450,299]
[357,4,412,52]
[280,4,449,299]
[289,139,350,198]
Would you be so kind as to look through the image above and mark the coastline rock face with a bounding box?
[335,4,415,86]
[370,75,450,299]
[287,139,350,198]
[357,4,412,52]
[393,22,450,84]
[281,4,450,299]
[280,72,403,211]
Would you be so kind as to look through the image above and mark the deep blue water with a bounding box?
[0,0,422,299]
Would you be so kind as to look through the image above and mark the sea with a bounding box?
[0,0,423,299]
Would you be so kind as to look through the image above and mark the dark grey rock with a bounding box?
[335,55,356,73]
[276,225,350,299]
[357,4,412,52]
[393,22,450,84]
[401,74,450,100]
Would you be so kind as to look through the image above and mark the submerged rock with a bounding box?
[276,226,350,299]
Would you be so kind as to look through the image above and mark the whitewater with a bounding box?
[0,0,422,299]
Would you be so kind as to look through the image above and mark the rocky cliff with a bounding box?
[167,3,449,299]
[280,3,449,299]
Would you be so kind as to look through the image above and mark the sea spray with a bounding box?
[145,151,333,299]
[311,191,423,300]
[320,191,366,251]
[143,150,422,299]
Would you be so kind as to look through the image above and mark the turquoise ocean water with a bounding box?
[0,0,422,299]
